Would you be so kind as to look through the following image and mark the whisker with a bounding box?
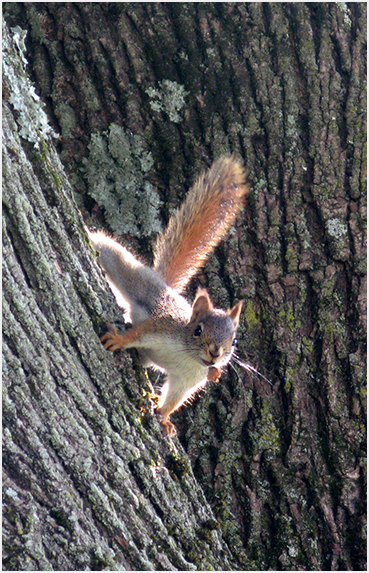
[228,359,244,383]
[232,355,273,387]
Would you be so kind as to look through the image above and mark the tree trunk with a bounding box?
[3,3,366,571]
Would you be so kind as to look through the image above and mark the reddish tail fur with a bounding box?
[153,156,248,292]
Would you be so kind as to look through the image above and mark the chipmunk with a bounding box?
[88,156,248,436]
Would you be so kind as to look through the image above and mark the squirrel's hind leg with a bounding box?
[157,414,177,436]
[156,396,179,437]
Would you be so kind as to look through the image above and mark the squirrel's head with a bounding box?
[187,288,243,367]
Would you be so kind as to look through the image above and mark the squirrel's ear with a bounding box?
[227,301,243,328]
[190,288,213,322]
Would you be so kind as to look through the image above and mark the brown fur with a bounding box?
[153,156,248,292]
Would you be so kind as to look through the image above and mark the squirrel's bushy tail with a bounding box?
[153,156,248,292]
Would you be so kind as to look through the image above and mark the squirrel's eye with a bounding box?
[232,337,238,347]
[193,323,203,337]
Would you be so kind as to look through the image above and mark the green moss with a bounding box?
[284,364,299,393]
[301,336,314,355]
[252,402,280,454]
[244,299,259,329]
[285,246,299,272]
[278,306,301,332]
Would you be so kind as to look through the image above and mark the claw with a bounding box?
[161,418,177,437]
[100,324,126,352]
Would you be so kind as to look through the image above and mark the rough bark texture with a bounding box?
[2,23,235,572]
[3,3,366,571]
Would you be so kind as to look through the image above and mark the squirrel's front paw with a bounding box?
[100,324,126,352]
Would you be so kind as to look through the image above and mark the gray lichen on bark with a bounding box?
[84,123,162,237]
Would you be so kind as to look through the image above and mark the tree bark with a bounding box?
[3,3,366,571]
[2,22,236,572]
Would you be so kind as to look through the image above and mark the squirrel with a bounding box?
[88,156,248,436]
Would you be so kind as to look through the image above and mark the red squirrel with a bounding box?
[88,156,248,436]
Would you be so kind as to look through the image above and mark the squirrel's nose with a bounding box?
[208,344,222,360]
